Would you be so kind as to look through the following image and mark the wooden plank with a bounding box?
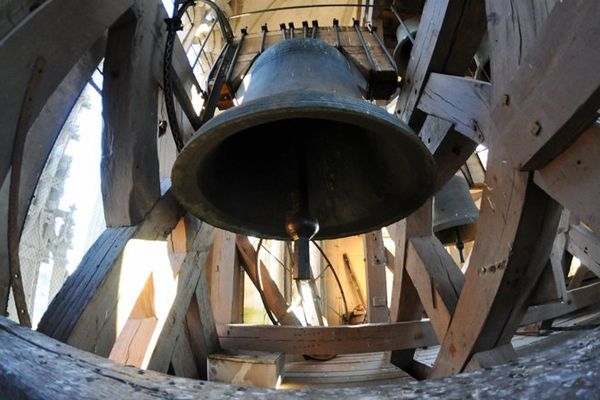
[430,157,561,377]
[419,115,478,192]
[567,225,600,280]
[101,2,162,227]
[0,0,133,186]
[417,73,490,145]
[395,0,486,128]
[170,327,200,379]
[548,210,571,301]
[521,281,600,326]
[217,321,437,355]
[387,200,431,368]
[207,229,240,324]
[490,1,600,170]
[534,123,600,235]
[0,0,48,39]
[485,1,554,99]
[407,236,464,341]
[236,235,301,326]
[146,221,216,373]
[4,314,600,398]
[363,231,389,323]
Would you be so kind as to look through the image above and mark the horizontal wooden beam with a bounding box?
[521,281,600,326]
[534,123,600,235]
[417,73,490,145]
[396,0,486,128]
[217,321,437,355]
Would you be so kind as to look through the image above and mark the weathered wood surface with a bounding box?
[417,73,490,145]
[0,0,132,186]
[489,1,600,170]
[217,321,437,355]
[363,231,389,323]
[387,202,431,368]
[3,316,600,399]
[534,123,600,235]
[146,220,216,373]
[419,115,478,192]
[395,0,486,128]
[407,236,464,341]
[37,187,183,348]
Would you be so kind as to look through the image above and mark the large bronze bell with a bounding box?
[393,18,419,78]
[172,38,436,241]
[433,173,479,260]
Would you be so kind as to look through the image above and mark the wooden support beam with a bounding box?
[216,321,437,355]
[566,225,600,280]
[534,123,600,235]
[0,0,132,186]
[387,200,431,368]
[395,0,486,128]
[521,281,600,326]
[431,159,562,377]
[417,73,490,145]
[146,220,216,373]
[485,1,555,99]
[363,231,389,323]
[489,1,600,170]
[235,236,301,326]
[406,236,464,341]
[37,187,184,352]
[170,328,200,379]
[207,229,241,324]
[419,115,477,192]
[548,210,571,301]
[101,2,162,227]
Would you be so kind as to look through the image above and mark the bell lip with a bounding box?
[171,91,437,240]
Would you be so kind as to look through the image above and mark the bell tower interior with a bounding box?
[1,0,599,398]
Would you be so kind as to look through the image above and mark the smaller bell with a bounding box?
[433,173,479,261]
[393,18,419,78]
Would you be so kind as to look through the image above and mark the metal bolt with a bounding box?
[530,121,542,136]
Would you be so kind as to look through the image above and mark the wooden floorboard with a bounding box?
[280,352,414,389]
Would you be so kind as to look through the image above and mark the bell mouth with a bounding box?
[172,91,436,240]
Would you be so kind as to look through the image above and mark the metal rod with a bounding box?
[390,4,415,45]
[280,23,287,40]
[311,20,319,39]
[225,28,247,83]
[333,19,341,48]
[367,24,397,72]
[288,22,295,38]
[230,3,388,20]
[302,21,309,38]
[260,24,268,53]
[353,19,375,70]
[192,18,217,70]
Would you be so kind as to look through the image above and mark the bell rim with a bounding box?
[172,91,437,240]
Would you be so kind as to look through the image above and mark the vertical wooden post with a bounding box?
[101,2,162,226]
[364,230,389,323]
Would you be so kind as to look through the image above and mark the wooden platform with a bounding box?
[280,352,413,389]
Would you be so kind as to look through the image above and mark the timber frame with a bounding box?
[1,0,600,396]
